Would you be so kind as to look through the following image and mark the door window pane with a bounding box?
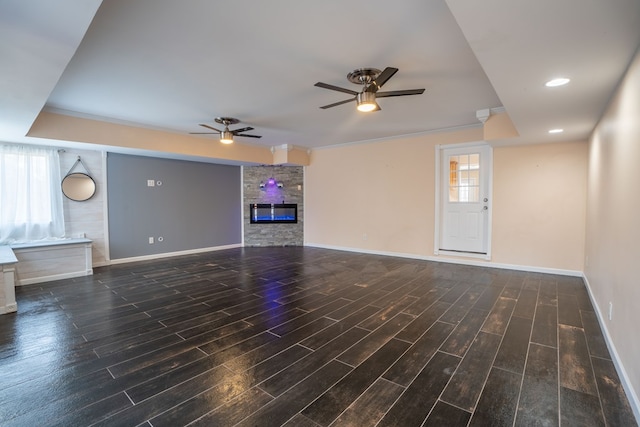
[448,153,480,203]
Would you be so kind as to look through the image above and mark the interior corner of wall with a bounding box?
[483,111,519,141]
[271,145,310,166]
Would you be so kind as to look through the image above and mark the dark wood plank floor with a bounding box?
[1,247,637,426]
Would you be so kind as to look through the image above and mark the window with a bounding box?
[448,153,480,203]
[0,144,65,244]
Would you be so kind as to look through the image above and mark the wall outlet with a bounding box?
[147,180,155,187]
[608,301,613,320]
[363,233,368,241]
[148,237,154,244]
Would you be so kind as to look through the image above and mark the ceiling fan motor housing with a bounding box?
[347,68,381,85]
[215,117,240,126]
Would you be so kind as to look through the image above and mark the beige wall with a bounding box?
[585,48,640,409]
[305,130,587,273]
[492,141,587,271]
[305,128,481,257]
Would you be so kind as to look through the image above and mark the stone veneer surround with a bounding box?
[243,166,303,246]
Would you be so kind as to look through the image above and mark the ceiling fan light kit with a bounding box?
[220,130,234,144]
[356,92,378,112]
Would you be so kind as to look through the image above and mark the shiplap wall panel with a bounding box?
[60,149,107,266]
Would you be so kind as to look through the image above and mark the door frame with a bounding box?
[434,141,493,260]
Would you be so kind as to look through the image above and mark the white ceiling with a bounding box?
[1,0,639,154]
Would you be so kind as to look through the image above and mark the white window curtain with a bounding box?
[0,144,65,244]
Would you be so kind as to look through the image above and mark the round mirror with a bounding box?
[62,173,96,201]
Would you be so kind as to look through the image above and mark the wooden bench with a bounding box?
[0,246,18,314]
[0,238,93,314]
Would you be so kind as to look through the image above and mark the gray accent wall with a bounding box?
[107,153,241,259]
[243,166,304,246]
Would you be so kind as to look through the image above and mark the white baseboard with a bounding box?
[304,243,582,277]
[107,244,242,265]
[17,269,93,286]
[582,274,640,423]
[92,261,109,268]
[0,302,17,314]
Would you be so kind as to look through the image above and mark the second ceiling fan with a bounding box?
[315,67,425,112]
[190,117,261,144]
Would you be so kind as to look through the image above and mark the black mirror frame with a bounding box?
[61,172,97,202]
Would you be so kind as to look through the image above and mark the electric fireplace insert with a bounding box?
[250,203,298,224]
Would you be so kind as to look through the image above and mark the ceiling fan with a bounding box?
[190,117,262,144]
[314,67,425,112]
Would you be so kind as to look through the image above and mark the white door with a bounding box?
[439,144,491,254]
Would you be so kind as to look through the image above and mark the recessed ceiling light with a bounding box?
[548,129,564,134]
[545,78,570,87]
